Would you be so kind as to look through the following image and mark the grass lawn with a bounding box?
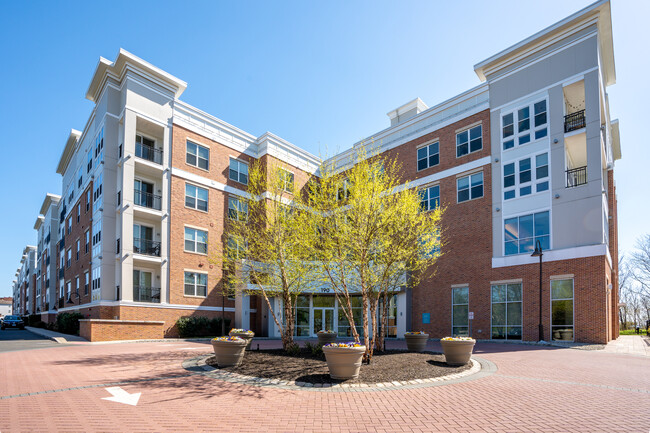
[620,329,648,335]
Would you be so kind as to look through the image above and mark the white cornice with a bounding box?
[55,129,81,175]
[474,0,615,86]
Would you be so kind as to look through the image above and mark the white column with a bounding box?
[235,290,251,330]
[120,110,137,302]
[396,291,407,336]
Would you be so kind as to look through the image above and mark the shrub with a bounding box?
[285,342,301,356]
[27,314,42,326]
[56,312,84,335]
[176,316,232,338]
[35,321,47,329]
[305,341,323,357]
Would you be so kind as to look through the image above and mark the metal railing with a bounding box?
[59,268,65,279]
[134,190,162,211]
[59,236,65,249]
[133,286,161,303]
[135,143,163,165]
[566,166,588,188]
[133,238,161,257]
[564,110,586,133]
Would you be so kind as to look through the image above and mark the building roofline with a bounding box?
[39,193,62,216]
[56,129,81,175]
[85,48,187,103]
[34,215,45,231]
[474,0,615,86]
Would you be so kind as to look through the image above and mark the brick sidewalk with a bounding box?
[0,339,648,432]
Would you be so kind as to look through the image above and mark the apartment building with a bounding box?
[18,0,619,343]
[11,246,37,316]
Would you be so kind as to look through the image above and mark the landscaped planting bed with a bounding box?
[205,349,471,384]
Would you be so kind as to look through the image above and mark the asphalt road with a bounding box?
[0,328,66,353]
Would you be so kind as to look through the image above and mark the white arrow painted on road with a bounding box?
[101,387,141,406]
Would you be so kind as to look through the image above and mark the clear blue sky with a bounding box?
[1,1,647,297]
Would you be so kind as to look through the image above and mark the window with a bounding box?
[87,151,93,173]
[184,227,208,254]
[67,218,72,235]
[66,249,71,268]
[227,235,246,259]
[67,185,74,205]
[184,271,207,297]
[92,220,102,258]
[66,281,71,299]
[229,159,249,185]
[93,173,103,203]
[186,141,209,170]
[228,197,248,221]
[420,185,440,211]
[84,230,90,254]
[457,172,483,203]
[185,184,208,212]
[94,127,104,161]
[77,167,83,188]
[501,99,547,150]
[337,179,350,201]
[491,283,522,340]
[75,240,80,261]
[84,272,89,295]
[280,169,294,193]
[551,279,573,341]
[452,287,469,337]
[86,190,91,212]
[503,152,549,200]
[91,266,101,302]
[417,141,440,171]
[456,125,482,157]
[76,205,80,223]
[75,277,79,295]
[504,211,550,256]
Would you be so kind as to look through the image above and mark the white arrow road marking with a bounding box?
[101,387,141,406]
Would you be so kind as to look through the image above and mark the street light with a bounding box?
[531,240,544,341]
[66,291,81,305]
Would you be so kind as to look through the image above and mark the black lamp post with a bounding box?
[66,291,81,305]
[531,240,544,341]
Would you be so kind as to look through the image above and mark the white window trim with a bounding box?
[456,171,484,203]
[502,208,552,257]
[451,286,469,337]
[184,226,208,255]
[455,124,483,158]
[229,158,249,185]
[502,151,550,200]
[500,97,549,151]
[416,139,441,172]
[419,183,440,212]
[184,270,208,297]
[490,283,523,340]
[186,140,210,172]
[228,196,249,221]
[184,182,209,213]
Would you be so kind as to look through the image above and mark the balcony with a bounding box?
[133,238,161,257]
[135,143,163,165]
[59,236,65,250]
[133,286,161,303]
[566,166,588,188]
[134,190,162,211]
[59,268,65,279]
[564,110,586,133]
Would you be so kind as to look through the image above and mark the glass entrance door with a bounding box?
[313,308,334,335]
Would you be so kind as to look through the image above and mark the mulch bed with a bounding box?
[205,348,471,384]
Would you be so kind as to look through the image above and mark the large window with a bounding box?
[279,169,294,193]
[452,286,469,337]
[229,159,249,185]
[185,184,208,212]
[184,271,207,297]
[420,185,440,211]
[551,279,573,341]
[457,172,483,203]
[502,99,547,150]
[503,152,549,200]
[295,295,310,337]
[456,125,482,157]
[504,211,549,255]
[228,197,248,221]
[186,141,209,170]
[338,296,364,338]
[184,227,208,254]
[417,141,440,171]
[491,283,522,340]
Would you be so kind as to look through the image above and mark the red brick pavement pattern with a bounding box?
[0,340,648,432]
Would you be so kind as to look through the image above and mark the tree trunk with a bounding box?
[361,291,371,364]
[368,294,378,362]
[281,290,294,350]
[378,290,389,352]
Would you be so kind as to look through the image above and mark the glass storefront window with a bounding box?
[452,287,469,337]
[491,283,522,340]
[551,279,574,341]
[378,294,397,338]
[295,295,310,336]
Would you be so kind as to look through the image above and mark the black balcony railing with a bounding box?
[133,238,161,257]
[564,109,586,133]
[135,143,163,165]
[59,236,65,250]
[59,268,65,279]
[134,190,162,211]
[133,286,161,303]
[566,166,588,188]
[45,280,50,289]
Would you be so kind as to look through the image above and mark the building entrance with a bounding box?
[313,308,335,335]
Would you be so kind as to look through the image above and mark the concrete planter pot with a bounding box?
[440,339,475,366]
[211,339,247,367]
[317,332,337,345]
[560,329,574,341]
[229,330,255,350]
[404,333,429,351]
[322,345,366,380]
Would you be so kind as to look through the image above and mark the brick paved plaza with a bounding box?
[0,337,648,432]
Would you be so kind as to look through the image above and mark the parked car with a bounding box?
[1,315,25,330]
